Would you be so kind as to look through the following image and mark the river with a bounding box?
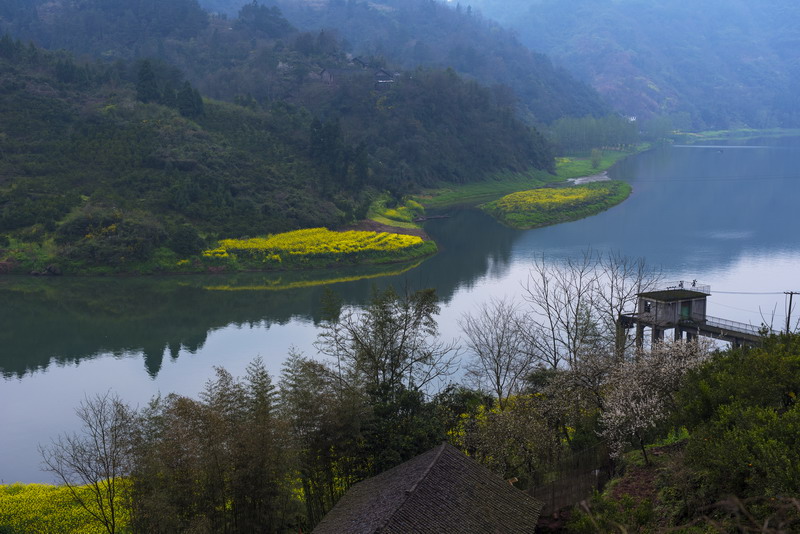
[3,136,800,483]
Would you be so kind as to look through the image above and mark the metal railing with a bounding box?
[662,280,711,294]
[704,315,776,336]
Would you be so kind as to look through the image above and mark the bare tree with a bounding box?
[522,251,661,369]
[522,252,600,369]
[592,251,662,359]
[40,391,130,534]
[459,297,534,409]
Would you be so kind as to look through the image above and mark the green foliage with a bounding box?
[673,335,800,504]
[549,115,640,153]
[591,148,602,169]
[363,384,445,475]
[136,60,160,104]
[687,402,800,498]
[676,335,800,430]
[167,225,205,257]
[482,181,632,230]
[128,359,302,533]
[567,492,657,534]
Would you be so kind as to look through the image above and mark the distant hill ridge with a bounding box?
[468,0,800,129]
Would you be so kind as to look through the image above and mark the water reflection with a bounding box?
[3,136,800,483]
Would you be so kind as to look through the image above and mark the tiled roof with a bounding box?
[312,443,543,534]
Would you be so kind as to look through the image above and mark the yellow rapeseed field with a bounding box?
[200,227,437,272]
[482,181,631,230]
[492,186,603,213]
[203,227,425,262]
[0,483,128,533]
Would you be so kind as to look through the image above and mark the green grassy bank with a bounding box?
[416,146,644,210]
[482,181,632,230]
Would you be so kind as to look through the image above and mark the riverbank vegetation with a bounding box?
[416,145,641,210]
[201,228,436,270]
[11,254,800,532]
[481,181,632,229]
[366,196,426,229]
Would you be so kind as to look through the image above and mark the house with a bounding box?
[312,443,543,533]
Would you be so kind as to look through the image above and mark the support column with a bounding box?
[653,327,664,343]
[635,323,644,350]
[674,327,683,341]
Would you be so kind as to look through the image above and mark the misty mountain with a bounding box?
[195,0,610,123]
[0,0,607,126]
[468,0,800,129]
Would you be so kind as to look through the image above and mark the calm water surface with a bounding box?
[3,137,800,483]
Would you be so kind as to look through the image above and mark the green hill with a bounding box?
[0,35,552,273]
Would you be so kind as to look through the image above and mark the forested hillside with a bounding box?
[0,31,551,273]
[0,0,608,125]
[262,0,610,123]
[469,0,800,129]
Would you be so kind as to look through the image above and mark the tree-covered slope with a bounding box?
[0,36,552,272]
[0,0,608,125]
[264,0,610,124]
[469,0,800,129]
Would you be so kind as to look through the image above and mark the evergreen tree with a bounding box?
[177,81,195,117]
[136,60,160,103]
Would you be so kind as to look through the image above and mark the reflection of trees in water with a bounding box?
[0,210,522,378]
[415,209,520,302]
[1,277,331,378]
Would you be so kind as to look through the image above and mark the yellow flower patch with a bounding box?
[203,227,428,266]
[0,483,129,533]
[493,186,604,213]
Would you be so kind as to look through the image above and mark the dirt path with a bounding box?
[568,171,611,185]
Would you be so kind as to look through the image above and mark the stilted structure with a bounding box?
[619,281,772,349]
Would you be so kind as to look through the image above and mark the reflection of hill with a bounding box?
[0,210,523,379]
[0,262,421,378]
[412,210,521,302]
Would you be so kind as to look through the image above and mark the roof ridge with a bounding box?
[374,442,448,533]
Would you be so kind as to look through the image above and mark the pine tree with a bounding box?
[136,60,160,103]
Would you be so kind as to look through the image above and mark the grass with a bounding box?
[415,169,555,209]
[481,181,632,230]
[675,127,800,143]
[367,195,425,229]
[553,147,644,179]
[416,146,645,210]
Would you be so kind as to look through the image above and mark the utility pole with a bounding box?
[786,291,799,334]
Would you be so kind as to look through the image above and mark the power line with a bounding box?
[712,301,765,315]
[715,291,787,295]
[629,175,800,183]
